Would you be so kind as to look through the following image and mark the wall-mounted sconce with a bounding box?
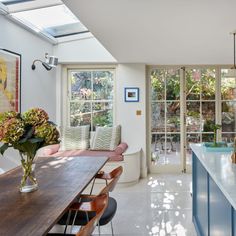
[31,53,58,71]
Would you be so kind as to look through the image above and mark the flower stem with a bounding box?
[20,153,37,189]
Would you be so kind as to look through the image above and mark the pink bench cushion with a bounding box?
[39,144,60,155]
[39,143,127,162]
[49,149,123,162]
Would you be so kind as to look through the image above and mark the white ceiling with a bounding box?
[63,0,236,65]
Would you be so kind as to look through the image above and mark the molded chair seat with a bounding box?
[58,196,117,226]
[57,166,123,236]
[47,193,108,236]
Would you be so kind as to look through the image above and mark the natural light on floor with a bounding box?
[49,174,196,236]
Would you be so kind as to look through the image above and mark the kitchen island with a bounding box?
[191,143,236,236]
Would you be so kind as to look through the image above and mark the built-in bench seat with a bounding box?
[39,142,127,162]
[39,143,141,184]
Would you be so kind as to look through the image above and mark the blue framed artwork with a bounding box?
[124,87,139,102]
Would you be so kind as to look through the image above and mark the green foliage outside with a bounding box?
[93,111,113,128]
[70,71,113,100]
[151,68,236,133]
[69,70,114,130]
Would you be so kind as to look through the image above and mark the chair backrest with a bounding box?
[76,193,108,236]
[99,166,123,195]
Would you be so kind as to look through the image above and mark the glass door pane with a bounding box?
[186,101,201,132]
[186,68,216,165]
[221,69,236,143]
[151,69,181,168]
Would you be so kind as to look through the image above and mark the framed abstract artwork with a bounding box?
[0,49,21,112]
[124,87,139,102]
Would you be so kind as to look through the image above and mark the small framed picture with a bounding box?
[124,87,139,102]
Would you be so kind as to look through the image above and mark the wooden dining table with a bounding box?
[0,155,108,236]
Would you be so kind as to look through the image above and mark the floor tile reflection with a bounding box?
[51,174,197,236]
[93,173,197,236]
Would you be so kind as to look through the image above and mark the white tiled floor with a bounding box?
[52,174,197,236]
[93,173,197,236]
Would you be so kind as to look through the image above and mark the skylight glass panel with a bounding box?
[11,4,88,37]
[0,0,32,5]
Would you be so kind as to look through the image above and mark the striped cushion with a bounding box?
[60,125,90,151]
[91,125,121,151]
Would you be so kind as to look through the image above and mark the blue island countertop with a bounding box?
[190,143,236,210]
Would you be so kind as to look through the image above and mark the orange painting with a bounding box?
[0,49,21,112]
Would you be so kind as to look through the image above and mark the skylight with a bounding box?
[0,0,90,42]
[11,4,88,38]
[0,0,33,5]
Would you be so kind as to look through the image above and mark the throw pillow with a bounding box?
[60,125,90,151]
[91,125,121,151]
[115,142,128,155]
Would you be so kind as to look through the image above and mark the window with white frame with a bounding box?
[67,68,114,130]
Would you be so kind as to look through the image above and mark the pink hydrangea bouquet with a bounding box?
[0,108,60,192]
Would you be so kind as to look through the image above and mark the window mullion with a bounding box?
[180,67,186,172]
[91,71,94,130]
[215,67,221,141]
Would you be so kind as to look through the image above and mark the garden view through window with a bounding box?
[150,67,236,172]
[68,69,114,130]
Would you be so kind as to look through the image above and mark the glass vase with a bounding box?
[20,153,38,193]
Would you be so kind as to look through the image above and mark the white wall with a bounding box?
[0,15,56,171]
[116,64,147,177]
[54,37,116,64]
[0,15,56,118]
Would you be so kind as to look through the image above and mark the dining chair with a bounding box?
[90,166,123,195]
[58,166,123,236]
[47,193,108,236]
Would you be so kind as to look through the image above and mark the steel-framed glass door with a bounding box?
[150,67,182,172]
[149,66,217,173]
[185,68,216,169]
[221,69,236,142]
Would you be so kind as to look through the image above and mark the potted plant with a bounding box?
[212,124,222,147]
[203,123,227,149]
